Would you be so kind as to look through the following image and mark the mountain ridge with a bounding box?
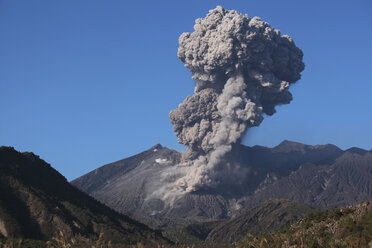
[164,198,313,245]
[71,141,372,229]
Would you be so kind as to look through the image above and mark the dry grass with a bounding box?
[45,231,112,248]
[0,239,23,248]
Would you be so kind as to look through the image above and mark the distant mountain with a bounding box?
[0,146,169,245]
[71,141,372,229]
[345,147,369,155]
[240,151,372,209]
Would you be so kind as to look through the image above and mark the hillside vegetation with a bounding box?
[1,201,370,247]
[237,201,372,248]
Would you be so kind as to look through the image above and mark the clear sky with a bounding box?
[1,0,371,181]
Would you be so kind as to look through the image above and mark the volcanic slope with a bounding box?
[164,198,312,245]
[71,141,372,229]
[0,146,169,245]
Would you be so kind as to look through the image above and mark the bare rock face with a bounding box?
[71,141,372,229]
[243,152,372,209]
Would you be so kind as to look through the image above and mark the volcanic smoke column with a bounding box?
[169,6,304,192]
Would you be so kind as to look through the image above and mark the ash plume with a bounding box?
[169,6,304,192]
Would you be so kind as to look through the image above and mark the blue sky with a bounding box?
[1,0,371,181]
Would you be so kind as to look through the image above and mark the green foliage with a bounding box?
[235,202,372,248]
[340,209,372,246]
[305,206,343,224]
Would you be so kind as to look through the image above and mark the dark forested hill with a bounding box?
[0,146,169,245]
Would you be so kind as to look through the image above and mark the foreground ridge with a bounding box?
[237,201,372,248]
[0,146,170,246]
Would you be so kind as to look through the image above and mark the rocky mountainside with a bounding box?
[71,141,372,229]
[205,198,312,244]
[0,146,169,245]
[239,151,372,209]
[164,198,312,245]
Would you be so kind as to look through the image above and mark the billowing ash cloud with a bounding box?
[169,6,304,192]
